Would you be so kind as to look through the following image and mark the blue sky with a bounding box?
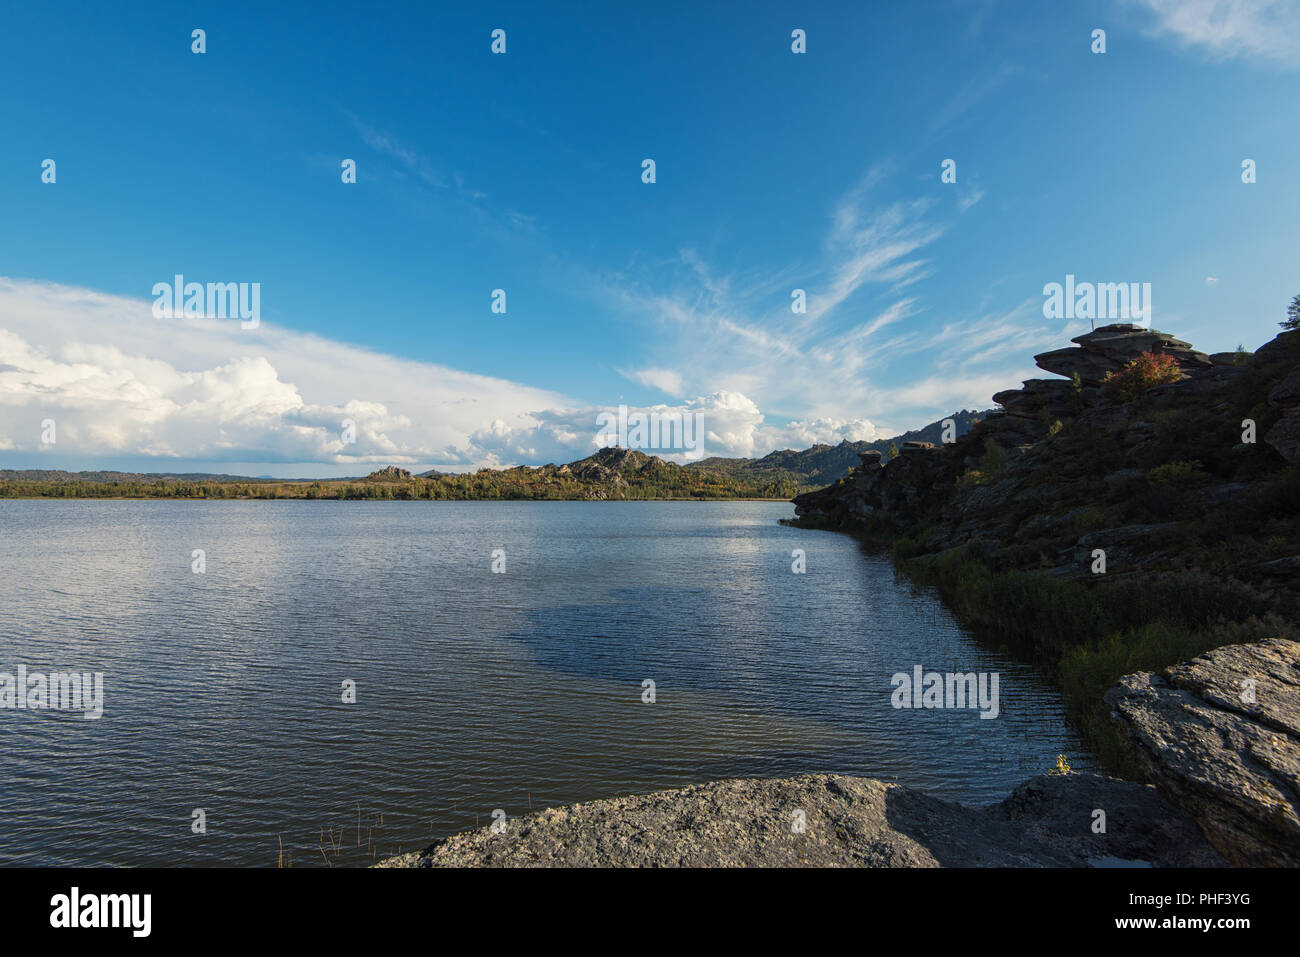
[1,0,1297,475]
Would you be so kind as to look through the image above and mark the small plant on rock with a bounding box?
[1147,460,1207,487]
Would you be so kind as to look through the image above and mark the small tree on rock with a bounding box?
[1281,293,1300,331]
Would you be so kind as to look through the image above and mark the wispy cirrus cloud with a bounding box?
[596,166,1029,430]
[618,367,685,396]
[810,191,943,323]
[345,111,448,187]
[1132,0,1300,63]
[958,186,985,212]
[925,62,1021,138]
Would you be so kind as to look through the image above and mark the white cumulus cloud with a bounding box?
[0,278,570,471]
[0,278,897,474]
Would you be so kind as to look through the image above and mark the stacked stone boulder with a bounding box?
[1038,324,1211,381]
[992,324,1212,423]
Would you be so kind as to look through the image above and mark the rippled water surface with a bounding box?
[0,500,1089,866]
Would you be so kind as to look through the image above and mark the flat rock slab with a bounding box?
[376,772,1222,868]
[1106,638,1300,866]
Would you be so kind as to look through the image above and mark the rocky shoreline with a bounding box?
[376,769,1223,868]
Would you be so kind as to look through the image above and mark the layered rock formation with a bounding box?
[365,466,414,481]
[792,324,1297,582]
[1033,324,1212,385]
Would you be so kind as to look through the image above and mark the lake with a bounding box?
[0,500,1089,866]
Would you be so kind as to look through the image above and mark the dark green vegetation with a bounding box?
[792,316,1300,770]
[0,414,983,501]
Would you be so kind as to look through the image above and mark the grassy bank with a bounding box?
[900,543,1291,770]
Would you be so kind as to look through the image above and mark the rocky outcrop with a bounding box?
[1265,366,1300,463]
[1034,346,1126,386]
[365,466,414,481]
[376,771,1223,868]
[1106,638,1300,867]
[793,323,1300,585]
[992,379,1076,420]
[794,324,1231,528]
[1073,325,1211,369]
[1264,417,1300,465]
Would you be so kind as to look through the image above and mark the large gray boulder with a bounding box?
[1269,366,1300,416]
[1106,638,1300,866]
[1265,416,1300,464]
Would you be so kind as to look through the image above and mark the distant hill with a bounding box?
[0,411,985,500]
[0,469,283,483]
[403,446,800,499]
[686,409,985,487]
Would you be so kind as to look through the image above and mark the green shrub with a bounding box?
[1147,460,1207,487]
[981,438,1007,476]
[1101,352,1182,402]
